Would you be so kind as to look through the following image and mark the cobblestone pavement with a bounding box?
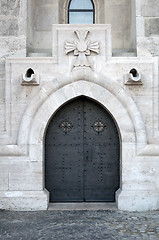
[0,210,159,240]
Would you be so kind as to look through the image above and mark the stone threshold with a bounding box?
[48,202,117,210]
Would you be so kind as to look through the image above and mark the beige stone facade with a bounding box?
[0,0,159,211]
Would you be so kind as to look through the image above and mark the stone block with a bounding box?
[136,0,142,16]
[117,189,159,211]
[122,160,159,191]
[0,36,26,58]
[0,190,49,211]
[0,163,8,190]
[137,37,159,57]
[9,162,43,191]
[121,143,136,162]
[141,0,159,17]
[0,80,5,104]
[52,24,112,68]
[0,19,18,36]
[29,144,43,162]
[136,17,145,37]
[0,0,20,16]
[0,104,5,132]
[145,18,159,37]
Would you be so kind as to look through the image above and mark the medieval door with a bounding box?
[45,97,120,202]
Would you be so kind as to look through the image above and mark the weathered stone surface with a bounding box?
[145,18,159,37]
[9,161,43,191]
[0,1,159,211]
[0,0,20,16]
[141,0,159,17]
[0,164,8,190]
[137,37,159,56]
[1,46,158,210]
[0,190,49,211]
[0,105,5,132]
[0,36,26,58]
[27,0,136,54]
[1,210,159,239]
[0,19,18,36]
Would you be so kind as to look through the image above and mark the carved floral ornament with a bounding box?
[92,120,106,134]
[59,121,73,134]
[65,30,99,69]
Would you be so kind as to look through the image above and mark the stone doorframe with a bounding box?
[18,69,146,210]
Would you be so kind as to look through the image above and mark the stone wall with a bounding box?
[0,1,159,211]
[26,0,136,55]
[0,0,26,136]
[137,0,159,56]
[0,0,20,36]
[0,0,26,59]
[105,0,135,52]
[27,0,58,55]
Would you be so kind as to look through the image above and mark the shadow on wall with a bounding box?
[26,0,136,57]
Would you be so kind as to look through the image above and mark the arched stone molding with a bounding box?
[25,77,144,210]
[3,70,152,211]
[18,69,146,153]
[29,81,135,146]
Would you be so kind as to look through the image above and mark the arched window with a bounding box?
[68,0,94,24]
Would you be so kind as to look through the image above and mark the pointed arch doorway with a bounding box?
[45,97,120,202]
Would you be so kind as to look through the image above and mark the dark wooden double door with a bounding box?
[45,97,120,202]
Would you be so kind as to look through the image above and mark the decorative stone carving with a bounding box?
[65,30,99,69]
[92,120,106,134]
[59,121,73,134]
[125,68,142,85]
[21,68,39,86]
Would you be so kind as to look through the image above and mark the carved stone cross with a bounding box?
[65,30,99,68]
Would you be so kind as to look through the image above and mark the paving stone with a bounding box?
[0,210,159,239]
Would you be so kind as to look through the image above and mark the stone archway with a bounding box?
[17,67,147,210]
[24,79,139,209]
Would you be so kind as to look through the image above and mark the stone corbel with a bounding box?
[21,68,39,86]
[125,68,142,85]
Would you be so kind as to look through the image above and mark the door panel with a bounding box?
[83,99,119,201]
[45,98,84,202]
[45,97,120,202]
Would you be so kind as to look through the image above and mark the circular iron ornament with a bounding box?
[59,121,73,134]
[92,120,106,134]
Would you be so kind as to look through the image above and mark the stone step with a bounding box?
[48,202,117,211]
